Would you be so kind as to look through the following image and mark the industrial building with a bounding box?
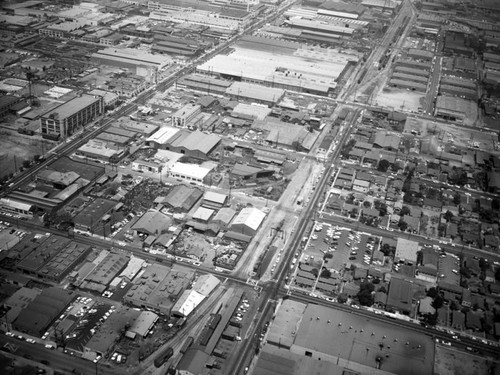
[264,300,433,375]
[0,198,33,218]
[91,47,172,71]
[131,210,173,237]
[40,94,104,138]
[75,139,125,163]
[123,264,194,315]
[160,185,203,212]
[78,251,129,293]
[169,162,213,185]
[171,103,202,128]
[126,311,159,339]
[230,207,266,236]
[167,130,221,159]
[73,198,117,233]
[434,96,477,123]
[12,287,74,337]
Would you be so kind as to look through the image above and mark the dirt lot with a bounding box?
[434,346,494,375]
[375,88,424,113]
[0,129,52,179]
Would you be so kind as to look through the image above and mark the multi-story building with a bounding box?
[171,103,202,128]
[40,94,104,138]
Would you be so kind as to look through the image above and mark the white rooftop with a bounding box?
[203,191,227,205]
[231,207,266,231]
[170,162,212,180]
[146,126,179,144]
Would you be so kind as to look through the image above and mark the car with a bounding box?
[441,340,451,346]
[40,360,50,365]
[26,338,36,344]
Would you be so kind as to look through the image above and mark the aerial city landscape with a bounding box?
[0,0,500,374]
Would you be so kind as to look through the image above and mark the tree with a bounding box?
[337,293,348,304]
[357,281,375,306]
[453,193,461,206]
[398,219,408,231]
[380,243,395,257]
[427,287,438,298]
[449,300,458,311]
[320,268,332,278]
[443,210,454,222]
[492,198,500,211]
[431,294,444,310]
[422,312,438,326]
[400,206,411,216]
[478,258,489,272]
[377,159,390,172]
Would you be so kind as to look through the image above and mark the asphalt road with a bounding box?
[0,335,114,375]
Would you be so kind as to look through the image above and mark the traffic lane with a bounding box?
[0,336,116,375]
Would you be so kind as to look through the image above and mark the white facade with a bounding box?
[169,162,212,185]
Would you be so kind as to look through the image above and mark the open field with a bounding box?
[434,345,494,375]
[375,88,424,113]
[0,129,52,179]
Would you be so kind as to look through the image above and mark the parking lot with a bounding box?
[61,297,115,352]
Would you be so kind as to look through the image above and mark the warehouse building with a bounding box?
[169,162,213,185]
[408,48,434,61]
[123,264,194,315]
[126,311,159,338]
[145,126,179,148]
[0,198,33,219]
[202,191,228,209]
[73,198,116,233]
[131,210,172,237]
[394,66,430,77]
[40,94,104,138]
[91,47,172,71]
[434,96,476,123]
[395,58,431,71]
[230,207,266,236]
[13,287,74,337]
[75,139,125,163]
[79,252,129,293]
[160,185,203,212]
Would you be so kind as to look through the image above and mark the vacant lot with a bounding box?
[0,129,52,179]
[434,345,493,375]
